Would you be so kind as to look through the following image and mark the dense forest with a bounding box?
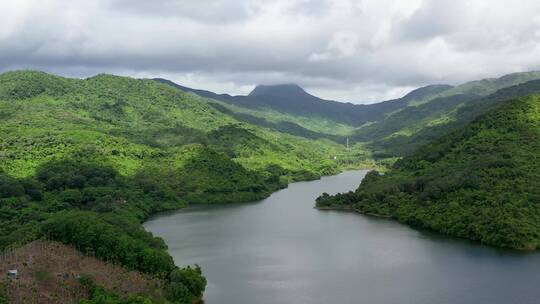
[317,94,540,250]
[0,143,287,302]
[0,159,214,303]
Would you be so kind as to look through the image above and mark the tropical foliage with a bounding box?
[358,75,540,157]
[0,70,349,180]
[0,159,212,303]
[318,94,540,250]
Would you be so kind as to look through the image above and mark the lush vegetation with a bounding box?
[0,284,6,304]
[79,275,156,304]
[0,70,358,302]
[318,94,540,250]
[0,70,350,180]
[79,268,206,304]
[355,73,540,157]
[0,160,212,303]
[81,287,154,304]
[433,71,540,102]
[157,71,540,162]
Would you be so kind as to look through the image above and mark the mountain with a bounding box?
[154,78,451,128]
[353,71,540,157]
[432,71,540,102]
[0,71,345,180]
[317,93,540,250]
[153,78,352,139]
[397,84,454,104]
[157,72,540,156]
[370,79,540,156]
[249,83,310,98]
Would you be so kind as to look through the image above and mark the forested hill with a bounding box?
[317,93,540,250]
[156,72,540,158]
[354,72,540,157]
[0,70,344,179]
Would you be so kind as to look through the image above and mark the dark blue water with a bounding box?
[144,170,540,304]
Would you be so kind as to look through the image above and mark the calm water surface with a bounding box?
[144,171,540,304]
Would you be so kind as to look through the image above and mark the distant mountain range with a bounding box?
[3,68,540,303]
[154,78,450,127]
[158,71,540,155]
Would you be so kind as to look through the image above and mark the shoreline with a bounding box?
[315,205,392,218]
[142,169,372,302]
[144,168,373,222]
[315,206,536,252]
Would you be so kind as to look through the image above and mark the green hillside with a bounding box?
[353,94,478,143]
[0,70,357,248]
[0,159,207,303]
[369,79,540,157]
[354,72,540,157]
[207,99,355,137]
[0,71,350,179]
[409,71,540,106]
[317,94,540,250]
[155,72,540,163]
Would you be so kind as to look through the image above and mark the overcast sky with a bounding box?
[2,0,540,103]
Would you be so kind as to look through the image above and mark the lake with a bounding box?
[144,170,540,304]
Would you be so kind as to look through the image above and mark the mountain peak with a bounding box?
[249,84,311,98]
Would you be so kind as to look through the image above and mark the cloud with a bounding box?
[309,31,361,62]
[1,0,540,103]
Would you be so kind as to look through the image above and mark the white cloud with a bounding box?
[1,0,540,103]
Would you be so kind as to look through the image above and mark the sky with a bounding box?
[1,0,540,104]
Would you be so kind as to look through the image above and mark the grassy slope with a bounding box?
[317,94,540,250]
